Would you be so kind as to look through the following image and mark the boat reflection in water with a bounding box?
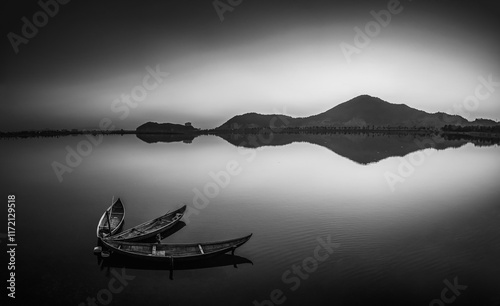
[98,253,253,280]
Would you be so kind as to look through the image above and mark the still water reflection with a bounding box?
[1,134,499,305]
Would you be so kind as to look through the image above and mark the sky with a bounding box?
[1,0,500,131]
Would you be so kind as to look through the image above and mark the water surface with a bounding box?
[1,134,500,305]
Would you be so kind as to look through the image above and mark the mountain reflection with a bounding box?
[136,132,499,165]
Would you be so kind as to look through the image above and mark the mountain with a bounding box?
[217,95,496,129]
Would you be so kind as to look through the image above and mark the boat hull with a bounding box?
[107,205,187,242]
[101,234,252,262]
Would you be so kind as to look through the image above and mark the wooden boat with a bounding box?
[96,198,125,238]
[101,234,252,262]
[106,205,187,242]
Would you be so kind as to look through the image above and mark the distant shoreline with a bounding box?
[0,129,137,138]
[2,127,500,139]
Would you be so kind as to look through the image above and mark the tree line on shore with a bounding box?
[441,125,500,133]
[2,124,499,139]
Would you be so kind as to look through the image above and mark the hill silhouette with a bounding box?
[217,95,498,129]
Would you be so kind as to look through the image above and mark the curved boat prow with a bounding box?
[96,197,125,238]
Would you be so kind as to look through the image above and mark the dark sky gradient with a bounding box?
[1,0,500,131]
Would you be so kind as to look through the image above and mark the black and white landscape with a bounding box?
[2,1,500,305]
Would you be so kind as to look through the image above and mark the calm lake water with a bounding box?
[2,134,500,305]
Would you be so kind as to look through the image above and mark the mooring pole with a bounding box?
[169,255,174,280]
